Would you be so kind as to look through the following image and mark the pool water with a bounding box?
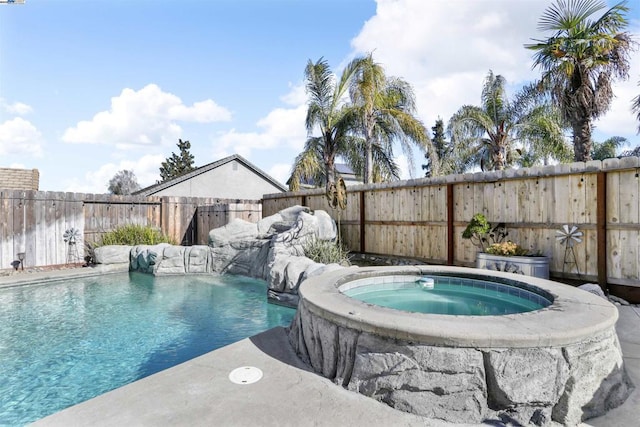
[0,272,295,426]
[343,276,551,315]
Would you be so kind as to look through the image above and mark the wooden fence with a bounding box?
[0,191,261,270]
[263,157,640,303]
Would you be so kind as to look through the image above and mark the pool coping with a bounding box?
[299,265,619,348]
[0,264,129,290]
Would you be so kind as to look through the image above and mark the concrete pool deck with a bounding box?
[31,301,639,427]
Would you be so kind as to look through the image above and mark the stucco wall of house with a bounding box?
[151,160,283,198]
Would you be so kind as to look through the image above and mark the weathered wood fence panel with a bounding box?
[263,158,640,302]
[83,194,162,247]
[0,190,262,270]
[196,202,262,245]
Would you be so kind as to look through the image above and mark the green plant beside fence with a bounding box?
[95,224,176,247]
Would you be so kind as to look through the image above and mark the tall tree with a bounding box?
[108,170,140,195]
[159,139,195,182]
[633,80,640,132]
[349,53,429,183]
[591,135,626,159]
[422,118,449,177]
[288,58,362,194]
[526,0,633,161]
[448,71,567,171]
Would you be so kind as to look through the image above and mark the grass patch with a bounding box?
[303,238,350,265]
[95,224,176,247]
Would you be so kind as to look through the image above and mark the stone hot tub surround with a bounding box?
[288,266,633,426]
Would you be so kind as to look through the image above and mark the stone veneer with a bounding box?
[289,266,634,426]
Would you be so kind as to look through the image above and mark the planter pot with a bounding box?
[476,252,549,279]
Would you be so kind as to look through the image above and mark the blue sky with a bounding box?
[1,0,639,193]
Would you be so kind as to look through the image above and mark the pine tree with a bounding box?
[422,118,448,177]
[159,139,195,182]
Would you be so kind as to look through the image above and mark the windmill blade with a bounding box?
[557,225,583,247]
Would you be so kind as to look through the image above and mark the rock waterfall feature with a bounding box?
[94,205,342,307]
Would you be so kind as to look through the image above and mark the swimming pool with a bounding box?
[0,272,295,426]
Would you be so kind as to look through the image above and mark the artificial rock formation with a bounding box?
[96,206,342,307]
[207,205,339,306]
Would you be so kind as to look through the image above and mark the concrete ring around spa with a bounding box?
[297,265,617,348]
[289,265,633,426]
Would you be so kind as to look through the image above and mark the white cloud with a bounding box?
[63,154,165,193]
[396,154,411,180]
[211,97,307,160]
[351,0,548,125]
[281,83,307,106]
[268,163,293,186]
[594,79,639,139]
[0,117,43,157]
[2,100,33,116]
[62,84,232,148]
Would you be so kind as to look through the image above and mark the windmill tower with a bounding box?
[63,227,82,264]
[556,225,583,276]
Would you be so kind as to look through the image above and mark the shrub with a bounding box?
[461,213,508,252]
[95,224,176,247]
[485,241,529,256]
[303,238,350,265]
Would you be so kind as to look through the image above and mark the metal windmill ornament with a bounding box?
[556,225,583,275]
[63,227,82,263]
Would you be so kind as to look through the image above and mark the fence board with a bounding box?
[12,194,25,265]
[0,192,12,268]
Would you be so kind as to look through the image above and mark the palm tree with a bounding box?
[526,0,633,161]
[591,135,626,159]
[633,81,640,132]
[288,58,362,194]
[349,53,429,183]
[448,71,568,171]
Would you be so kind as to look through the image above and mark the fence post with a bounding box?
[447,183,454,265]
[597,171,608,294]
[360,190,366,252]
[160,197,169,240]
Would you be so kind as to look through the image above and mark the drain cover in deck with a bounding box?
[229,366,263,384]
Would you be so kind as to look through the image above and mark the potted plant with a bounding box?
[462,213,549,279]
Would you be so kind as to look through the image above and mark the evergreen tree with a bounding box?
[108,170,140,195]
[422,118,449,177]
[159,139,195,182]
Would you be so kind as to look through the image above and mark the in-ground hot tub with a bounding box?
[288,266,633,426]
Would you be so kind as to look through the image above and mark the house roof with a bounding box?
[133,154,287,196]
[335,163,356,175]
[285,163,361,188]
